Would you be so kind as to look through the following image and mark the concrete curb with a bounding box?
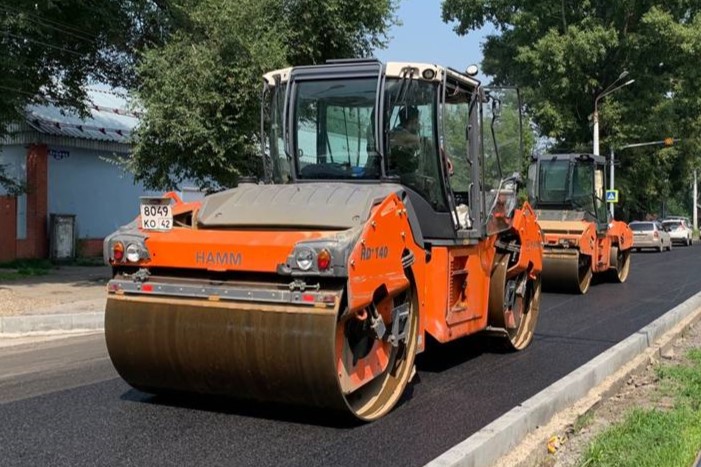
[426,290,701,467]
[0,312,104,335]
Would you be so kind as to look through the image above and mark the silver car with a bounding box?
[661,219,693,246]
[630,221,673,252]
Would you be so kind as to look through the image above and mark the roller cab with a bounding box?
[104,60,543,421]
[528,154,633,294]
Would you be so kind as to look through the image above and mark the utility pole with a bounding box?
[609,146,615,217]
[694,169,698,233]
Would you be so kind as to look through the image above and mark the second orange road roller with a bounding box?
[103,59,543,421]
[528,153,633,294]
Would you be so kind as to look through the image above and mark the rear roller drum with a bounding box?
[542,250,592,294]
[607,246,631,283]
[488,253,541,350]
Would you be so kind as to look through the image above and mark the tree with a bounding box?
[0,0,172,189]
[129,0,399,190]
[442,1,701,219]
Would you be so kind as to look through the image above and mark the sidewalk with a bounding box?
[0,265,109,335]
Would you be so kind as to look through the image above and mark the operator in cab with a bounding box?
[390,105,421,147]
[388,105,422,174]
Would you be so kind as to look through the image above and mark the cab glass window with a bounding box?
[293,78,378,179]
[384,78,445,211]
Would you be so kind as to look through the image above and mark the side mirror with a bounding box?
[505,171,523,184]
[503,172,523,190]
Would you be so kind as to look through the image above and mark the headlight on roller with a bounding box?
[295,248,314,271]
[126,243,142,263]
[107,237,149,264]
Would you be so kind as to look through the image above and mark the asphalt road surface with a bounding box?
[1,246,700,467]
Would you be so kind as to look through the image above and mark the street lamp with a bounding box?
[609,138,678,218]
[593,71,635,156]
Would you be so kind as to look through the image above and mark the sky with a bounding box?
[374,0,496,81]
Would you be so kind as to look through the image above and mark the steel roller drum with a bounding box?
[105,292,418,420]
[541,248,592,294]
[105,294,348,410]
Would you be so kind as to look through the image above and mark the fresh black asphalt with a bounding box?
[1,246,700,466]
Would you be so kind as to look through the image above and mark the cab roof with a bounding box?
[263,60,480,89]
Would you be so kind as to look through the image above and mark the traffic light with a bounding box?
[664,137,675,147]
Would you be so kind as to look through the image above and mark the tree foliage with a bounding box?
[0,0,169,131]
[0,0,172,190]
[442,1,701,219]
[129,0,399,190]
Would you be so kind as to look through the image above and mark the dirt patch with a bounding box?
[0,266,110,316]
[500,318,701,467]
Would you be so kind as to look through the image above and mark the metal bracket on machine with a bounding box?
[387,302,410,347]
[288,279,320,292]
[132,268,151,283]
[368,304,387,340]
[495,238,520,254]
[367,300,410,347]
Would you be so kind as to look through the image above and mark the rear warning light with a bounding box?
[317,249,331,271]
[302,294,315,302]
[112,242,125,262]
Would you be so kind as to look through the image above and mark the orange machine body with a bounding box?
[539,218,633,274]
[103,60,544,421]
[114,191,543,353]
[531,153,634,294]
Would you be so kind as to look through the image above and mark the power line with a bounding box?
[0,84,42,98]
[0,4,99,42]
[5,14,97,45]
[1,32,86,57]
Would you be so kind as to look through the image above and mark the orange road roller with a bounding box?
[104,59,544,421]
[528,153,633,294]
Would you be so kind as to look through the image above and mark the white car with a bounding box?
[662,219,693,246]
[630,221,673,252]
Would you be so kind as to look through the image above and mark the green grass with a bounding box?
[579,349,701,467]
[0,259,53,281]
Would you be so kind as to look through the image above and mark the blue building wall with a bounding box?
[47,146,155,238]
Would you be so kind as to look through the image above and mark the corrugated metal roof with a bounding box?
[2,121,132,154]
[24,86,139,144]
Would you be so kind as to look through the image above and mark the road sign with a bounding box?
[606,189,619,203]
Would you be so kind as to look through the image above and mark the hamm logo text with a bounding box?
[195,251,242,266]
